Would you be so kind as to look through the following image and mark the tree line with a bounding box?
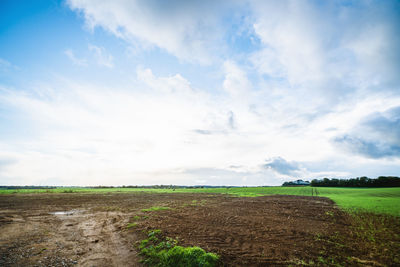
[311,176,400,187]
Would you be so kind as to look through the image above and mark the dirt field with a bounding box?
[0,192,395,266]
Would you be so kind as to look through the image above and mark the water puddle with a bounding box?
[50,209,82,216]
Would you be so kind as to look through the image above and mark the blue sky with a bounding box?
[0,0,399,186]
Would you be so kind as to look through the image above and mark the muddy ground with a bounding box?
[0,193,395,266]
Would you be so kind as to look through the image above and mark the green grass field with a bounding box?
[1,186,399,216]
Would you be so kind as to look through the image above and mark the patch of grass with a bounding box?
[139,230,219,267]
[62,189,75,193]
[127,222,138,229]
[287,259,315,266]
[315,211,400,266]
[348,211,400,264]
[141,206,171,212]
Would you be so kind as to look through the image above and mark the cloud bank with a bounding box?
[334,106,400,159]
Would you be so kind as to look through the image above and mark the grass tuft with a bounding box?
[126,222,138,229]
[141,206,171,212]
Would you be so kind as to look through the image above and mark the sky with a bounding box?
[0,0,399,186]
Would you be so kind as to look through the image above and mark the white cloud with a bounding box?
[88,44,114,68]
[250,1,326,84]
[223,60,251,98]
[67,0,242,64]
[64,49,88,66]
[136,67,193,95]
[249,0,400,106]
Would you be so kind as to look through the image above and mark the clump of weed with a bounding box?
[159,246,219,267]
[141,206,171,212]
[132,215,141,221]
[325,211,334,217]
[287,259,315,266]
[139,229,219,267]
[127,222,138,229]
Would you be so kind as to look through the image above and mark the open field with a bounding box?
[1,186,400,216]
[0,192,399,266]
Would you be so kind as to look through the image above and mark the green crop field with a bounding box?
[1,186,399,216]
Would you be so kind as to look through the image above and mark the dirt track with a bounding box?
[0,193,348,266]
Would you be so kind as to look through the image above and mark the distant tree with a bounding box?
[311,176,400,187]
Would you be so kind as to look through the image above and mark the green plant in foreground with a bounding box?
[141,206,171,212]
[139,230,219,267]
[126,222,138,229]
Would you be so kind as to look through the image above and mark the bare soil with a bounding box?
[139,195,344,266]
[0,193,396,266]
[0,193,224,266]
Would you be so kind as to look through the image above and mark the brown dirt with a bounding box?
[0,192,397,266]
[0,193,222,266]
[139,195,344,266]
